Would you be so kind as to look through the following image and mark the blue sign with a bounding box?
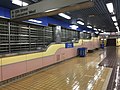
[65,43,74,48]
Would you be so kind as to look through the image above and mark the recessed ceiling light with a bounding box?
[111,16,117,21]
[12,0,28,6]
[22,2,28,6]
[58,13,71,19]
[114,22,118,26]
[101,30,104,32]
[87,31,91,33]
[28,19,42,23]
[12,0,22,6]
[98,29,101,31]
[70,25,78,30]
[94,28,97,30]
[95,31,99,34]
[106,3,114,14]
[116,26,119,32]
[87,25,92,28]
[45,8,58,12]
[83,30,86,32]
[77,20,84,25]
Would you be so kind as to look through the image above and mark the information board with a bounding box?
[65,43,74,48]
[11,0,90,19]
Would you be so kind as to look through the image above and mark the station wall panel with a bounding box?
[54,48,64,62]
[26,58,43,72]
[94,39,99,48]
[42,55,55,67]
[2,62,27,81]
[64,48,76,59]
[87,41,94,50]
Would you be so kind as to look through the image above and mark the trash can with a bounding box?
[77,47,87,57]
[100,43,104,49]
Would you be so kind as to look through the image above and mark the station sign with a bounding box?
[11,0,90,19]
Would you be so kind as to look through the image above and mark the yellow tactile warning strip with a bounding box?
[0,50,112,90]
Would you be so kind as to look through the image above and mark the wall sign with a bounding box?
[65,43,74,48]
[11,0,89,19]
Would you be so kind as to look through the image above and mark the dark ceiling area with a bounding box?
[68,0,116,32]
[0,0,119,32]
[53,0,120,32]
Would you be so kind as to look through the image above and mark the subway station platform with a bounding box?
[1,47,120,90]
[0,0,120,90]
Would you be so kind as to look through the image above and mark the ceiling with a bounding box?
[68,0,116,32]
[53,0,119,32]
[0,0,119,32]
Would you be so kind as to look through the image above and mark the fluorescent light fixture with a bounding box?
[12,0,28,6]
[106,3,114,13]
[101,30,104,32]
[116,26,119,29]
[23,2,28,6]
[28,19,42,23]
[58,13,71,19]
[70,25,78,30]
[114,22,118,26]
[98,29,101,31]
[77,21,84,25]
[45,8,58,12]
[112,16,117,21]
[0,16,7,18]
[95,31,99,34]
[12,0,22,6]
[87,31,91,33]
[94,28,97,31]
[83,30,86,32]
[56,26,61,30]
[87,25,92,28]
[116,26,119,32]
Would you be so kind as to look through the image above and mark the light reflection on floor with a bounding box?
[0,50,112,90]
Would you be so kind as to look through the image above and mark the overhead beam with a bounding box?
[11,0,94,21]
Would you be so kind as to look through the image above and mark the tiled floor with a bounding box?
[99,47,120,90]
[0,49,112,90]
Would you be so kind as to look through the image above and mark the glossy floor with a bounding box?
[0,50,112,90]
[99,47,120,90]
